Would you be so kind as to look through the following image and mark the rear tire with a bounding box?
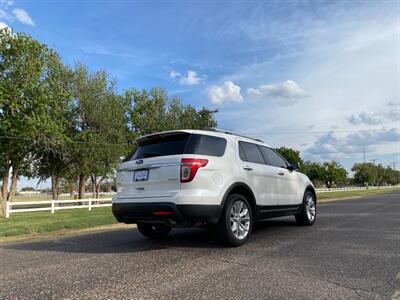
[215,193,252,247]
[295,191,316,226]
[137,223,172,239]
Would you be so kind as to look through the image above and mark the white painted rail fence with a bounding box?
[315,185,400,193]
[5,198,112,218]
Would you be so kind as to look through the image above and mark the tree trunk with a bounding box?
[96,176,105,199]
[55,176,60,200]
[7,166,19,202]
[51,175,60,200]
[78,174,87,199]
[51,175,57,200]
[0,161,11,216]
[91,175,97,198]
[1,165,10,205]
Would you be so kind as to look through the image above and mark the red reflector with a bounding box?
[153,211,174,215]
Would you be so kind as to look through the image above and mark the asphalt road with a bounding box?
[1,193,399,300]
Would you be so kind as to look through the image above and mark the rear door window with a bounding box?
[185,134,227,157]
[238,141,265,164]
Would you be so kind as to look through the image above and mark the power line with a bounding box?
[0,135,127,147]
[240,128,400,135]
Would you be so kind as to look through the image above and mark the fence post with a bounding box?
[51,199,55,214]
[89,198,92,211]
[5,201,10,218]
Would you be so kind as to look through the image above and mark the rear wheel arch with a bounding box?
[220,182,257,217]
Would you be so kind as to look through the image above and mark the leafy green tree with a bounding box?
[69,63,129,199]
[352,163,377,186]
[0,28,66,214]
[124,87,217,139]
[352,163,400,186]
[31,57,74,200]
[382,167,400,185]
[321,161,348,188]
[275,146,304,166]
[301,161,325,185]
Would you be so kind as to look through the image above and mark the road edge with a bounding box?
[0,223,134,244]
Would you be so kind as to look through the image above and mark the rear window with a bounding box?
[125,133,227,160]
[185,134,227,157]
[130,133,191,160]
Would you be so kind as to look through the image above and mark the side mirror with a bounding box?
[288,162,300,171]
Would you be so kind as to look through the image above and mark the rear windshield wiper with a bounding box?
[141,152,162,158]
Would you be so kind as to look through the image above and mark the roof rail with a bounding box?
[202,127,263,143]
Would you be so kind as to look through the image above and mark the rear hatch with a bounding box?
[116,132,190,200]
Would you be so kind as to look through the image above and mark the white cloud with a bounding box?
[347,111,381,125]
[178,70,204,85]
[306,128,400,159]
[0,8,11,20]
[0,0,14,7]
[387,101,400,121]
[12,8,34,26]
[206,81,243,105]
[169,70,206,85]
[247,80,308,105]
[169,70,181,79]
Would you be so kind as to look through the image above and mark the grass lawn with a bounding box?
[0,207,117,238]
[317,187,400,201]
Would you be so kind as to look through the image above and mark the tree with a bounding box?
[275,146,303,166]
[31,56,74,200]
[352,162,377,186]
[352,163,400,186]
[0,28,65,215]
[124,87,217,139]
[321,161,348,188]
[301,161,325,185]
[69,63,129,199]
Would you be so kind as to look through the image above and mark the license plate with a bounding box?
[133,169,149,181]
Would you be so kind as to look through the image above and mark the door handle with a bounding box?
[243,166,253,171]
[278,172,285,176]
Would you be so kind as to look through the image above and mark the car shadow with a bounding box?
[2,218,300,254]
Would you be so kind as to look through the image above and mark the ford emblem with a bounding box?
[136,159,144,164]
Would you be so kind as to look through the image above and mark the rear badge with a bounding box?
[136,159,144,164]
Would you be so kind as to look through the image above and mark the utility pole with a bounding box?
[363,148,366,163]
[370,159,379,187]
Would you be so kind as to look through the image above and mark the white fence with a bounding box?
[15,192,116,198]
[315,185,400,193]
[5,198,112,218]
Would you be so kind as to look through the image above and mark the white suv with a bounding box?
[112,129,316,246]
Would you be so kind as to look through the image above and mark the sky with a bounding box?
[1,0,399,188]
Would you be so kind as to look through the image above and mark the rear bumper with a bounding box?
[112,202,222,225]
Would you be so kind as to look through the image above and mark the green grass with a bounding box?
[317,187,400,201]
[0,207,117,238]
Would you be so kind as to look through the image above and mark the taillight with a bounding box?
[181,158,208,183]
